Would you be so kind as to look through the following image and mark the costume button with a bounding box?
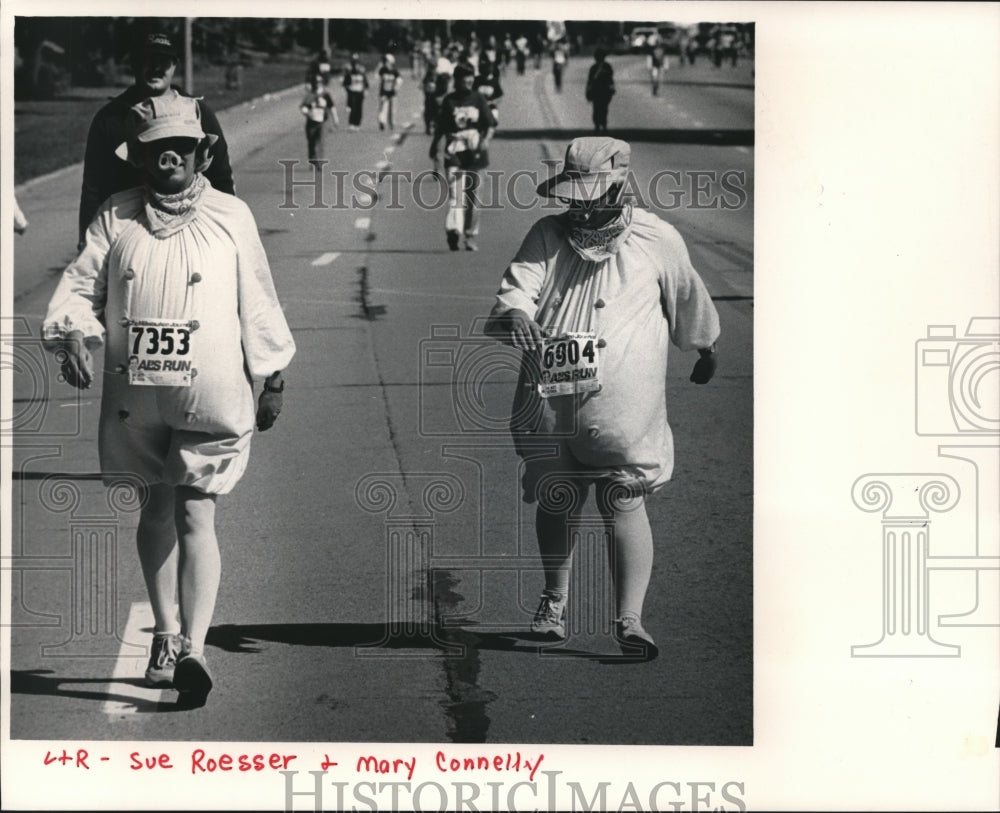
[118,409,129,422]
[115,364,127,373]
[588,426,600,438]
[597,338,607,349]
[185,411,197,424]
[190,320,200,331]
[119,317,130,327]
[594,299,606,308]
[123,268,135,280]
[190,272,202,284]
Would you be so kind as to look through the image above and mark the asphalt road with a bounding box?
[7,53,753,745]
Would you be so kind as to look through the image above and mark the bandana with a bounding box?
[565,202,634,262]
[144,173,206,238]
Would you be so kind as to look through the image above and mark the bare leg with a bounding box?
[596,481,653,619]
[136,483,180,634]
[534,477,589,596]
[174,486,220,655]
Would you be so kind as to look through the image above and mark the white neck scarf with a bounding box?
[144,173,206,238]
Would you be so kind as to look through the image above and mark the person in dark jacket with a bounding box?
[429,63,496,251]
[585,49,616,132]
[78,32,234,248]
[342,54,369,131]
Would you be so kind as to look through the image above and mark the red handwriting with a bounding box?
[130,752,173,770]
[435,750,545,782]
[355,754,416,781]
[43,749,89,769]
[190,749,297,773]
[320,755,338,770]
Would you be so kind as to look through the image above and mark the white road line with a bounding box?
[392,133,403,143]
[383,146,396,155]
[103,601,166,716]
[59,401,93,407]
[678,111,690,119]
[736,146,750,154]
[354,217,371,230]
[693,119,705,127]
[311,252,341,266]
[375,159,390,170]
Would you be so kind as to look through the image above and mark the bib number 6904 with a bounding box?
[542,337,596,369]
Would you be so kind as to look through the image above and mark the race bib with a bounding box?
[127,318,194,387]
[536,332,600,398]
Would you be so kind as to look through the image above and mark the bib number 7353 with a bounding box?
[127,318,194,387]
[536,332,601,398]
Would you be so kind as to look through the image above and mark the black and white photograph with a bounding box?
[1,2,997,811]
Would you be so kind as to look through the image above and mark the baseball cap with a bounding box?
[114,91,216,164]
[536,137,631,201]
[131,32,178,65]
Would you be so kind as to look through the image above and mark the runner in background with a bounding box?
[305,49,333,87]
[300,75,338,170]
[585,49,616,132]
[377,54,402,131]
[78,32,234,250]
[342,54,369,131]
[552,38,568,93]
[429,63,495,252]
[647,35,666,96]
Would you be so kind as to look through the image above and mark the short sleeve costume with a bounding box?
[44,180,296,495]
[491,208,720,496]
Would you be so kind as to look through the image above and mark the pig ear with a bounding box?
[115,139,144,167]
[194,134,219,173]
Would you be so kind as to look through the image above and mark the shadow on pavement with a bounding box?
[207,622,654,663]
[10,668,177,714]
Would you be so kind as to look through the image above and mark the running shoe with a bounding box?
[144,633,181,688]
[173,652,214,709]
[530,593,567,640]
[464,237,478,251]
[615,614,659,660]
[446,229,460,251]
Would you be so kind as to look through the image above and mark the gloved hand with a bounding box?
[256,390,283,431]
[689,349,717,385]
[56,331,93,389]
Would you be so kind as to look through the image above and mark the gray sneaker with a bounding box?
[144,633,181,687]
[530,593,567,640]
[615,614,658,659]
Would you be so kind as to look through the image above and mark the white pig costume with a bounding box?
[43,92,295,494]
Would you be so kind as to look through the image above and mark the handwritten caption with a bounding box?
[41,748,544,781]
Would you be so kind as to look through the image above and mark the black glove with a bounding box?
[256,390,283,431]
[56,331,93,389]
[689,349,717,385]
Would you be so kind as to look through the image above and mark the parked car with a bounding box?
[629,26,659,52]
